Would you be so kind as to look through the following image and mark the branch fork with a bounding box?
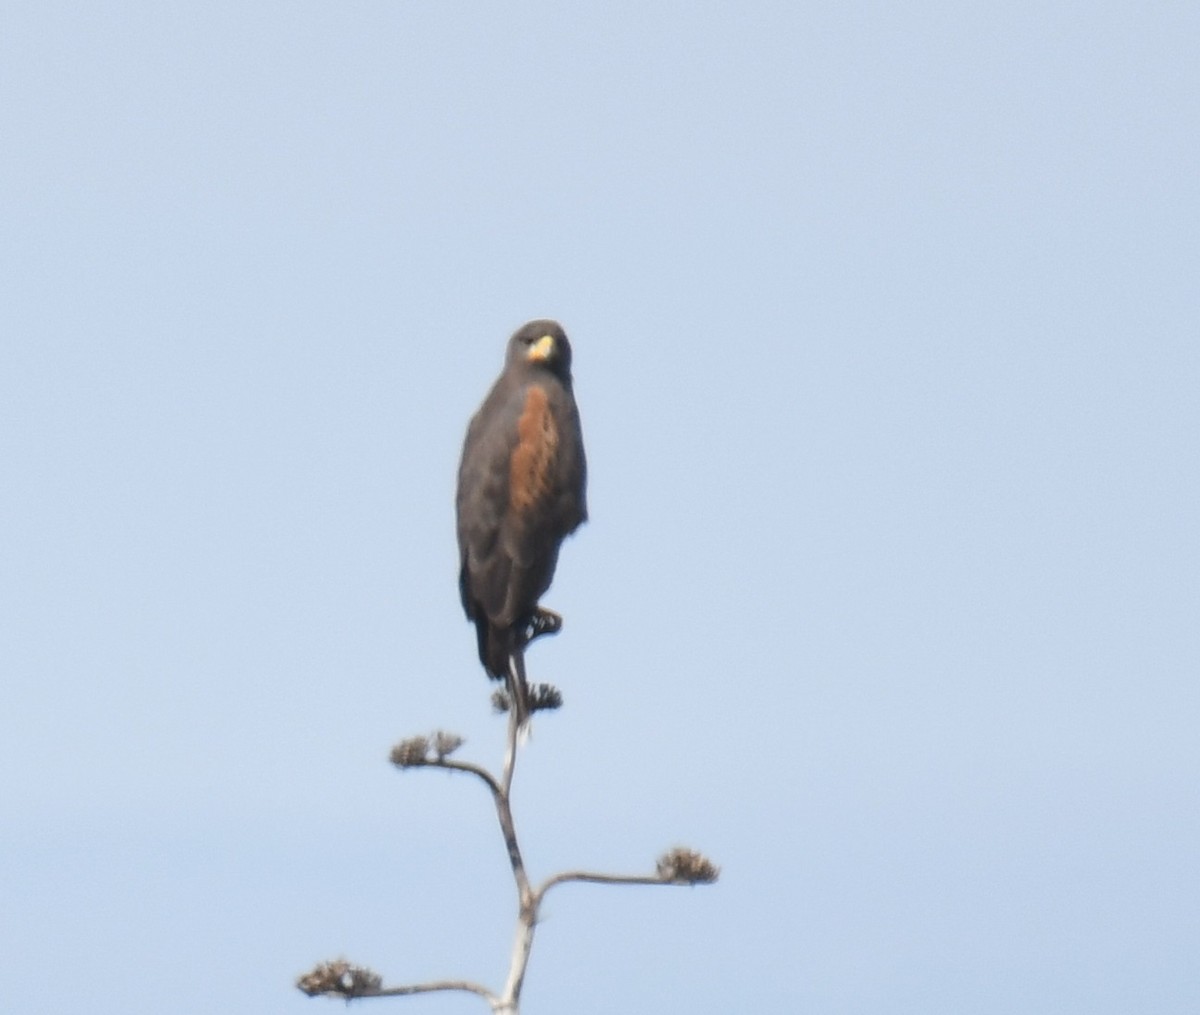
[299,689,717,1011]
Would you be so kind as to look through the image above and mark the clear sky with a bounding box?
[2,3,1197,1013]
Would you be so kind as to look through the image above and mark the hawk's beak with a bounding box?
[528,335,555,362]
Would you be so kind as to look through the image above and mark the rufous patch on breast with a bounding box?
[510,386,559,512]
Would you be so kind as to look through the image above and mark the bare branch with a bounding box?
[369,980,496,1003]
[297,960,496,1005]
[500,901,535,1008]
[537,870,677,898]
[535,848,719,900]
[500,701,519,799]
[311,682,718,1013]
[428,757,504,799]
[390,735,503,796]
[537,868,672,892]
[497,704,532,905]
[388,719,532,917]
[497,705,534,1007]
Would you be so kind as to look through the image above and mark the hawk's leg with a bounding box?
[523,607,562,645]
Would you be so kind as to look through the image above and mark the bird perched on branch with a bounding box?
[456,320,588,732]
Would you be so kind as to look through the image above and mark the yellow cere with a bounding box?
[528,335,555,361]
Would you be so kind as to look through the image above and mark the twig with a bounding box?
[295,961,495,1006]
[369,980,496,1002]
[537,870,681,897]
[304,684,717,1012]
[496,705,532,909]
[429,757,502,798]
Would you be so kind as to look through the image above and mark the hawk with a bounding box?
[456,320,587,731]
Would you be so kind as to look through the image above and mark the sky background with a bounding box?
[2,3,1198,1013]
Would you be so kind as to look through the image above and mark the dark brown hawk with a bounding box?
[456,320,587,731]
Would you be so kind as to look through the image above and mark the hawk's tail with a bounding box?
[480,621,531,740]
[505,642,532,742]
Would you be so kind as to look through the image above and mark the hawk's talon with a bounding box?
[525,608,562,643]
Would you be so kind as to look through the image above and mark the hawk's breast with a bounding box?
[509,385,559,513]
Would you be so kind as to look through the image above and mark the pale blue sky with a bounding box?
[2,3,1198,1013]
